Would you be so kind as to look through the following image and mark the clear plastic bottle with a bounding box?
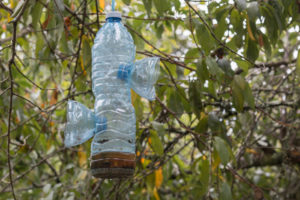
[91,12,136,155]
[65,11,160,178]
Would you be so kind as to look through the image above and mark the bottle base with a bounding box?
[90,152,135,178]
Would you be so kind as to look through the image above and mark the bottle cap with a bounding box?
[106,11,122,20]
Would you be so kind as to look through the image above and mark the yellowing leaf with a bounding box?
[10,0,15,8]
[46,140,52,150]
[81,35,91,75]
[149,130,164,155]
[246,16,255,41]
[155,167,163,188]
[213,150,221,171]
[78,146,87,167]
[153,187,160,200]
[80,56,87,76]
[15,116,20,124]
[246,148,259,155]
[50,89,58,105]
[7,14,13,23]
[71,2,75,11]
[99,0,105,12]
[131,89,138,104]
[148,137,152,145]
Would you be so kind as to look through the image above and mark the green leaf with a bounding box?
[153,0,170,15]
[262,33,272,58]
[196,58,209,82]
[244,83,255,109]
[217,58,234,79]
[206,57,225,81]
[189,80,202,117]
[142,0,152,16]
[168,91,184,116]
[220,182,232,200]
[150,130,164,156]
[232,75,255,111]
[75,75,87,91]
[122,0,131,5]
[196,24,214,54]
[195,112,208,133]
[155,24,164,39]
[214,6,228,40]
[296,50,300,78]
[214,137,231,165]
[235,59,249,75]
[208,113,223,133]
[31,2,43,29]
[199,158,209,185]
[245,36,259,62]
[59,33,69,54]
[230,8,244,35]
[246,2,259,21]
[146,172,156,191]
[133,94,144,121]
[232,75,245,112]
[152,121,165,136]
[196,158,209,196]
[171,0,180,10]
[261,5,279,44]
[82,36,91,67]
[173,155,187,174]
[164,62,177,78]
[208,80,217,98]
[35,33,44,57]
[185,48,199,64]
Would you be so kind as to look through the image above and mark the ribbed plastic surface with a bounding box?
[65,14,160,158]
[91,17,136,155]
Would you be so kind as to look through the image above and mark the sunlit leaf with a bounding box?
[150,130,164,156]
[99,0,105,11]
[214,136,231,165]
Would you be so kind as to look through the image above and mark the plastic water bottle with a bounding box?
[64,11,160,178]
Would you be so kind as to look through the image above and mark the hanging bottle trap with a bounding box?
[64,2,160,178]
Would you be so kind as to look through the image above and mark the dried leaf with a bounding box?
[77,146,87,167]
[99,0,105,12]
[155,167,163,188]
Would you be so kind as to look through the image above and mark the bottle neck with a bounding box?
[106,17,121,23]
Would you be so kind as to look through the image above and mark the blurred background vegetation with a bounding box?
[0,0,300,199]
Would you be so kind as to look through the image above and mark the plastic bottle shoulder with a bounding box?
[92,21,136,63]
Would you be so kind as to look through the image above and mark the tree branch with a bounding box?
[255,59,297,68]
[7,21,17,200]
[185,0,255,66]
[0,27,32,45]
[0,2,13,14]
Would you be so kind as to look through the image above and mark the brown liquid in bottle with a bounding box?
[90,152,135,178]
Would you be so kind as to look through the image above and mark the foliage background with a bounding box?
[0,0,300,199]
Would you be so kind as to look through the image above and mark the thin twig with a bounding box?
[7,21,17,200]
[185,1,255,66]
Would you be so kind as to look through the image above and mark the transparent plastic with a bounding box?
[64,14,160,156]
[65,101,95,147]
